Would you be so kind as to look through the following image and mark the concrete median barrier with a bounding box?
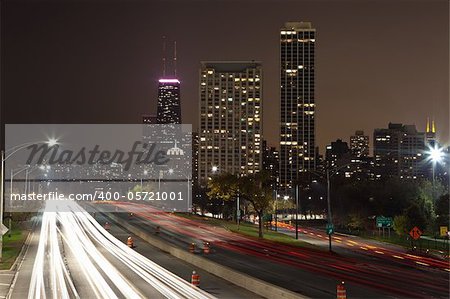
[107,213,308,299]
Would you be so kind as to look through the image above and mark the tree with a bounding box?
[208,172,273,238]
[239,172,273,238]
[192,183,209,215]
[404,203,427,232]
[435,194,449,228]
[207,173,239,219]
[393,215,408,236]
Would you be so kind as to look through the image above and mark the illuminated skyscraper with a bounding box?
[198,61,263,184]
[156,79,181,124]
[157,39,181,124]
[280,22,316,192]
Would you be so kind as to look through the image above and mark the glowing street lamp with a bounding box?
[426,144,445,183]
[1,138,58,261]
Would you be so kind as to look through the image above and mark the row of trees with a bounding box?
[193,171,449,238]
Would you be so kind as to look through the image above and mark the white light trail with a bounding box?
[28,201,215,299]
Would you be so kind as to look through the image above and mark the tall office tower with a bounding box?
[157,40,181,124]
[279,22,316,193]
[350,130,369,157]
[425,117,437,148]
[374,123,426,179]
[156,79,181,124]
[198,61,263,184]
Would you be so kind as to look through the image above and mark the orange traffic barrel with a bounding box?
[189,243,196,253]
[337,281,346,299]
[104,222,111,230]
[191,271,200,287]
[127,236,134,248]
[203,242,210,254]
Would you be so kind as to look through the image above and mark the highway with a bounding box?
[108,202,450,298]
[9,201,216,299]
[276,223,450,271]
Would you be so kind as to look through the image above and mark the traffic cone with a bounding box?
[203,242,210,254]
[127,236,134,248]
[337,281,346,299]
[189,243,196,253]
[191,271,200,287]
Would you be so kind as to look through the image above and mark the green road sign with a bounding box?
[376,216,393,228]
[326,223,334,235]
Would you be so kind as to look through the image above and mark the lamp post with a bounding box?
[427,145,444,184]
[295,184,299,240]
[0,139,58,261]
[274,190,278,231]
[309,163,352,252]
[326,169,332,252]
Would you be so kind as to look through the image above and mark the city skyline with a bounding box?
[4,0,449,153]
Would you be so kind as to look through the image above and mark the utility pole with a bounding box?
[236,191,240,230]
[274,190,278,231]
[326,168,332,252]
[295,184,299,240]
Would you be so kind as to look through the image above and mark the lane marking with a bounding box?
[415,261,429,266]
[392,255,404,259]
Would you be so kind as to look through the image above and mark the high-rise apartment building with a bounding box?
[279,22,316,193]
[198,61,263,184]
[374,123,426,179]
[350,130,369,158]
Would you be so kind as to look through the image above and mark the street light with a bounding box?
[1,138,58,261]
[308,162,352,252]
[426,144,445,183]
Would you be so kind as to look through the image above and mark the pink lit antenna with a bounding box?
[173,41,177,77]
[162,36,166,77]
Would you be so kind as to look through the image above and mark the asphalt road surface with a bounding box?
[107,202,450,299]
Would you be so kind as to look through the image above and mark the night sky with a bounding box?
[4,0,449,153]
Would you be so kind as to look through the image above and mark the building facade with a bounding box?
[325,139,350,169]
[198,61,263,184]
[279,22,316,193]
[157,79,181,124]
[350,130,369,158]
[262,140,280,189]
[374,123,426,179]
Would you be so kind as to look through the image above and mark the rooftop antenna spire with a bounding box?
[162,36,167,77]
[173,41,177,77]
